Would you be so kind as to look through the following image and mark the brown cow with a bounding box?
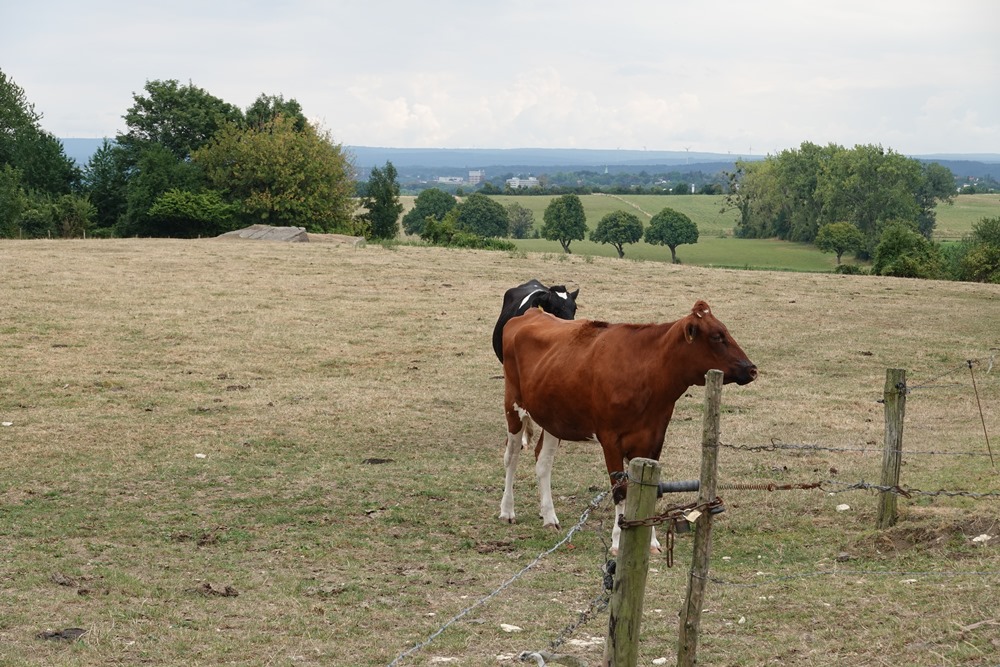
[499,300,757,552]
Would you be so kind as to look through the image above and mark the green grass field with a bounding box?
[480,192,1000,271]
[933,193,1000,240]
[1,238,998,666]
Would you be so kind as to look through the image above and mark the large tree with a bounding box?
[542,193,587,253]
[194,115,355,233]
[505,201,535,239]
[359,161,403,240]
[455,192,508,237]
[0,68,78,197]
[818,144,923,247]
[645,207,699,263]
[590,209,643,258]
[119,79,242,160]
[402,188,455,236]
[108,79,243,235]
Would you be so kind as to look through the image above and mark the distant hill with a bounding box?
[913,158,1000,180]
[348,146,760,172]
[61,138,107,166]
[58,139,1000,178]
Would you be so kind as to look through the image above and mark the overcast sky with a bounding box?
[2,0,998,156]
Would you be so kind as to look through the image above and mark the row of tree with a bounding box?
[402,189,701,260]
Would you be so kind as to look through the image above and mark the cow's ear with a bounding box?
[685,321,698,343]
[569,288,579,300]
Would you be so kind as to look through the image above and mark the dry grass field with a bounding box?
[1,238,999,666]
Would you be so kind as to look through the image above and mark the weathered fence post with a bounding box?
[603,457,661,667]
[877,368,907,529]
[677,369,723,667]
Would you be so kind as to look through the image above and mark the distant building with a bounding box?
[468,170,485,185]
[506,176,540,189]
[437,176,464,184]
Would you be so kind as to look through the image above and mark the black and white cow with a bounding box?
[492,279,579,362]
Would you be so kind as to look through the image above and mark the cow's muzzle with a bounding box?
[731,361,758,386]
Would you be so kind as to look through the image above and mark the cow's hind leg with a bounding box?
[535,430,560,529]
[499,425,523,523]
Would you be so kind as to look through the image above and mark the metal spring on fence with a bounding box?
[718,481,824,492]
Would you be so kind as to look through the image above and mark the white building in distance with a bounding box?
[506,176,540,189]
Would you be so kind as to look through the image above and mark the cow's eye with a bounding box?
[710,333,725,343]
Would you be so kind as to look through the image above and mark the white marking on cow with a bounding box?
[555,291,569,300]
[518,288,546,311]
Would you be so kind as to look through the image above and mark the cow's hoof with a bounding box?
[542,522,560,531]
[650,546,663,556]
[499,514,516,524]
[610,548,619,557]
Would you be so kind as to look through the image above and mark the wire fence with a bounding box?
[388,356,998,665]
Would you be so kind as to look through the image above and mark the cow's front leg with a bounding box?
[611,502,663,556]
[535,430,560,529]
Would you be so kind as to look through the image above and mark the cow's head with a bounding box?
[681,300,757,386]
[541,285,579,321]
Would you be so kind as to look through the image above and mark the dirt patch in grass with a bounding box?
[856,506,998,558]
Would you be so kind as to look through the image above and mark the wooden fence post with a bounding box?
[603,457,661,667]
[877,368,907,529]
[677,369,723,667]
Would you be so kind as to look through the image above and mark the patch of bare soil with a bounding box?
[855,507,998,558]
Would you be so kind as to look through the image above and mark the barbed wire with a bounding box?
[821,479,1000,498]
[721,438,995,457]
[700,568,1000,588]
[387,485,615,667]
